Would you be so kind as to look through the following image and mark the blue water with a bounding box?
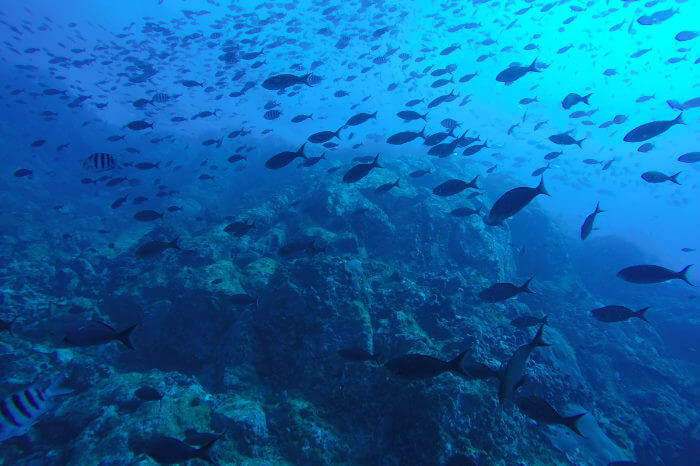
[0,0,698,465]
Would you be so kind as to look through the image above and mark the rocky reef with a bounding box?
[0,154,697,465]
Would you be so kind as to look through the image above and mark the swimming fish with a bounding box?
[484,177,549,226]
[384,351,468,379]
[623,113,684,142]
[515,395,585,437]
[591,305,649,323]
[580,202,604,240]
[496,58,539,85]
[479,278,533,303]
[497,324,549,404]
[135,238,180,257]
[617,264,693,285]
[343,154,382,183]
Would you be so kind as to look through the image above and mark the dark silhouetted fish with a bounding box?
[384,351,468,379]
[386,128,425,145]
[134,386,163,402]
[13,168,32,178]
[265,143,307,169]
[343,154,382,183]
[308,129,341,144]
[511,315,548,329]
[83,153,117,171]
[617,264,693,285]
[224,219,255,237]
[484,177,549,225]
[623,113,684,142]
[262,73,311,90]
[677,152,700,163]
[375,178,400,194]
[134,210,163,222]
[479,278,533,303]
[548,132,584,147]
[135,434,219,465]
[344,111,377,127]
[432,176,479,197]
[580,202,604,240]
[409,168,431,178]
[515,395,585,437]
[641,171,680,184]
[561,92,592,109]
[135,238,179,257]
[127,120,153,130]
[496,58,539,85]
[591,305,649,323]
[497,324,549,404]
[278,239,324,257]
[62,321,137,349]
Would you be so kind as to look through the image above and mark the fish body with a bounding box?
[262,73,311,90]
[498,324,549,404]
[265,143,307,169]
[617,264,693,285]
[623,113,684,142]
[580,202,604,240]
[62,321,137,349]
[549,132,584,147]
[135,238,179,257]
[479,278,533,303]
[432,176,479,196]
[0,376,72,442]
[561,92,592,109]
[384,351,467,379]
[591,305,649,323]
[641,171,680,184]
[516,396,585,437]
[343,154,382,183]
[496,58,539,85]
[484,177,549,225]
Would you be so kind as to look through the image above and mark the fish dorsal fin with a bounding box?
[95,320,116,332]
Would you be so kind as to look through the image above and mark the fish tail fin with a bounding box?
[168,237,180,250]
[594,202,605,214]
[394,178,400,188]
[531,323,550,347]
[520,277,534,294]
[297,142,307,158]
[564,412,586,437]
[321,152,326,160]
[678,265,694,286]
[674,112,685,125]
[529,57,539,72]
[302,73,312,87]
[634,307,650,324]
[420,125,426,138]
[537,176,550,196]
[468,175,480,189]
[196,435,220,463]
[421,112,428,121]
[483,140,488,148]
[446,350,468,376]
[669,172,681,185]
[576,138,585,148]
[335,127,342,139]
[582,93,593,105]
[372,153,382,168]
[542,315,549,325]
[117,324,137,350]
[46,374,73,397]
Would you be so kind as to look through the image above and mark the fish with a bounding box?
[262,73,311,90]
[678,152,700,163]
[13,169,32,178]
[134,386,164,402]
[278,239,324,257]
[623,113,684,142]
[375,178,400,194]
[432,176,479,197]
[0,375,73,442]
[544,151,562,160]
[496,58,539,85]
[134,210,163,222]
[291,114,313,123]
[111,195,128,209]
[479,278,533,303]
[409,168,431,178]
[397,111,428,121]
[637,143,654,153]
[561,92,592,109]
[224,219,255,237]
[265,143,307,169]
[135,238,179,257]
[344,112,377,127]
[462,141,488,156]
[386,128,425,145]
[617,264,693,285]
[497,324,550,404]
[531,163,551,177]
[135,162,160,170]
[338,347,380,364]
[62,321,137,349]
[134,434,219,464]
[343,154,382,183]
[591,305,650,323]
[515,396,585,437]
[384,351,468,379]
[641,171,681,184]
[83,153,118,171]
[580,202,604,240]
[548,132,584,147]
[511,315,548,329]
[308,129,341,144]
[126,120,153,131]
[484,177,549,226]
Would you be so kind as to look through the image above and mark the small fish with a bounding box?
[641,171,681,184]
[343,154,382,183]
[549,132,584,148]
[126,120,153,131]
[135,238,179,257]
[498,324,549,404]
[384,351,468,379]
[496,58,539,85]
[134,434,219,465]
[134,386,163,402]
[62,321,137,349]
[111,195,128,209]
[484,177,549,226]
[580,202,604,240]
[133,210,163,222]
[13,168,33,178]
[432,177,479,197]
[479,278,533,303]
[375,178,400,194]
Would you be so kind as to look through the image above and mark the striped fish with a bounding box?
[151,93,169,104]
[83,152,117,171]
[0,376,72,442]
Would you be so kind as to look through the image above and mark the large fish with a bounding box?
[580,202,604,240]
[484,177,549,226]
[343,153,382,183]
[496,58,539,85]
[617,264,693,285]
[384,351,468,379]
[497,324,549,404]
[479,278,533,303]
[591,305,650,323]
[623,113,684,142]
[62,320,137,349]
[0,375,72,442]
[265,143,307,169]
[515,396,585,437]
[262,73,312,90]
